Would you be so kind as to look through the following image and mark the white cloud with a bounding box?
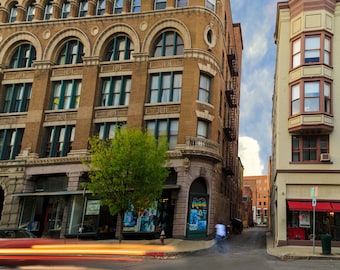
[239,136,264,176]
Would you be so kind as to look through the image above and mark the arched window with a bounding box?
[79,0,88,17]
[26,1,36,21]
[97,0,106,15]
[61,0,70,18]
[152,31,184,57]
[57,40,84,65]
[103,36,134,61]
[44,0,53,20]
[8,2,18,22]
[9,44,36,68]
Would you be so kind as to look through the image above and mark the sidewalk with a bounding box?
[266,231,340,260]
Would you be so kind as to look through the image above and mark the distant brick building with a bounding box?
[243,175,269,225]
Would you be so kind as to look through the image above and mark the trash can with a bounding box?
[320,234,332,255]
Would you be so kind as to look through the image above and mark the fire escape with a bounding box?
[223,48,238,176]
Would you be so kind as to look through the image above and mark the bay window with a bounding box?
[292,135,329,162]
[291,33,332,68]
[198,73,212,103]
[290,80,331,115]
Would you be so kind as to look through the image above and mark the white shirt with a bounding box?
[215,223,226,237]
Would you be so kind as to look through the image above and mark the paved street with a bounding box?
[2,227,340,269]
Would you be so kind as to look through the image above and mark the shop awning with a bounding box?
[12,190,92,197]
[331,203,340,212]
[287,200,332,212]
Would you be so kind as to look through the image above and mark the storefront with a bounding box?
[287,200,340,241]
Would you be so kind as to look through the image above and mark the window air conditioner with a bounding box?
[320,153,330,162]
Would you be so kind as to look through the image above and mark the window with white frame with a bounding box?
[113,0,123,14]
[154,0,166,10]
[57,40,84,65]
[99,76,131,106]
[146,119,179,149]
[292,135,329,162]
[0,128,24,160]
[97,0,106,15]
[61,0,70,18]
[1,83,32,113]
[197,120,209,139]
[26,1,35,21]
[152,31,184,57]
[44,0,53,20]
[292,34,332,68]
[9,44,36,68]
[149,72,182,103]
[42,125,75,157]
[8,2,18,22]
[103,35,134,61]
[290,80,331,115]
[79,0,88,17]
[205,0,216,11]
[50,80,82,110]
[198,73,211,103]
[131,0,141,12]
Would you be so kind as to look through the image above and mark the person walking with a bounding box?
[215,220,226,252]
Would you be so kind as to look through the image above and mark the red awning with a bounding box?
[331,203,340,212]
[287,201,332,212]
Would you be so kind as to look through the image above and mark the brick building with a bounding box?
[0,0,242,239]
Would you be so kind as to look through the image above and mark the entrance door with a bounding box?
[186,177,209,239]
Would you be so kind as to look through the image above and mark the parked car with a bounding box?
[0,228,37,238]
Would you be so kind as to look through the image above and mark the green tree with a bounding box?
[84,128,169,242]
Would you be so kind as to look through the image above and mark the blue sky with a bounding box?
[230,0,278,176]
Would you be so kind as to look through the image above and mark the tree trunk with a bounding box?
[118,210,125,243]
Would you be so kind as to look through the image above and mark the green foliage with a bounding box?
[84,128,169,217]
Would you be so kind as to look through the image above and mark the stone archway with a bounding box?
[186,177,209,239]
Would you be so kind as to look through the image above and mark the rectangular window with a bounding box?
[304,82,319,112]
[50,80,81,110]
[292,135,329,162]
[198,73,211,103]
[292,39,301,68]
[206,0,216,11]
[42,125,75,157]
[324,82,331,113]
[131,0,141,12]
[146,119,178,149]
[149,72,182,103]
[100,76,131,106]
[95,122,126,140]
[97,0,106,15]
[324,37,331,65]
[79,0,88,17]
[0,129,24,160]
[291,84,300,115]
[113,0,123,14]
[1,83,32,113]
[197,120,209,139]
[154,0,166,10]
[176,0,188,7]
[61,1,70,18]
[26,4,35,21]
[44,1,53,20]
[305,36,320,63]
